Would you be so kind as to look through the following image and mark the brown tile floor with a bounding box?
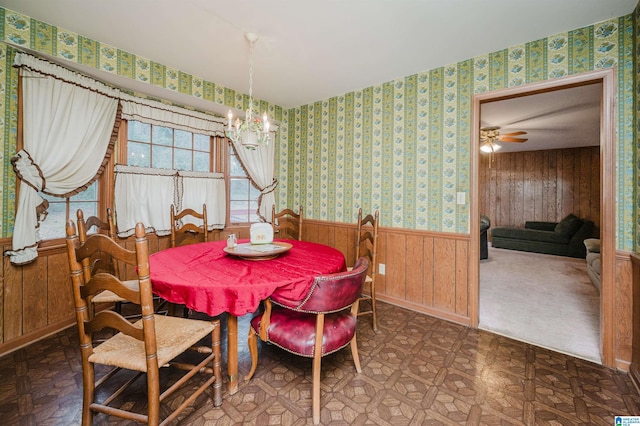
[1,301,639,425]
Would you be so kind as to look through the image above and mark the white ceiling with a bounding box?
[0,0,632,151]
[480,83,602,153]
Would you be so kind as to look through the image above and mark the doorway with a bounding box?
[469,69,617,368]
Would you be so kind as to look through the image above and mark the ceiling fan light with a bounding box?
[480,143,493,153]
[492,143,502,152]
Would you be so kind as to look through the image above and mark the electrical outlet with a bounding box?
[379,263,385,275]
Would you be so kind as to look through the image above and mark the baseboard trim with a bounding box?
[376,294,471,326]
[0,317,76,358]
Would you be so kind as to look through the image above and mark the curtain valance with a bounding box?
[13,52,227,136]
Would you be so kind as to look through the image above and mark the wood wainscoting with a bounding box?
[304,219,472,325]
[0,227,248,358]
[1,222,634,370]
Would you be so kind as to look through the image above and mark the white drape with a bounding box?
[114,165,176,237]
[179,171,226,229]
[114,165,226,237]
[6,67,118,264]
[231,135,278,222]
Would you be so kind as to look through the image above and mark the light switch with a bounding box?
[457,192,466,205]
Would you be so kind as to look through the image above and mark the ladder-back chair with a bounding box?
[170,203,209,247]
[354,208,380,331]
[272,205,303,241]
[66,220,222,425]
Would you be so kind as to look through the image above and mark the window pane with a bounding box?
[40,202,67,240]
[152,145,173,169]
[128,141,151,167]
[194,134,210,152]
[229,155,244,176]
[230,200,249,223]
[249,183,259,198]
[249,200,259,223]
[70,201,98,218]
[128,120,150,142]
[230,179,249,199]
[73,182,98,201]
[193,151,210,172]
[152,126,173,146]
[174,129,192,149]
[174,148,192,171]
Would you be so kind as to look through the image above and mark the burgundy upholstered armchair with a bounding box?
[246,257,370,425]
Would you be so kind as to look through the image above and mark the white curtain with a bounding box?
[179,171,226,229]
[114,166,226,237]
[6,65,119,264]
[114,165,176,237]
[231,135,278,222]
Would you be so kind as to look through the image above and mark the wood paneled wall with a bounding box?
[479,146,600,231]
[304,220,472,325]
[0,221,634,371]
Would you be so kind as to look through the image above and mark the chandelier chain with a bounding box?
[248,40,254,119]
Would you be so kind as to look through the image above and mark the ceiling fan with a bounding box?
[479,126,528,154]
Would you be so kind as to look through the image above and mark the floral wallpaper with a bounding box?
[0,6,636,252]
[284,16,636,251]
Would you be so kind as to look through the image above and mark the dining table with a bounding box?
[149,238,347,396]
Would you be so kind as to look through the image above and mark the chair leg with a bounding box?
[370,281,378,331]
[245,327,259,381]
[350,334,362,373]
[211,320,223,406]
[82,361,95,425]
[312,350,322,425]
[312,314,325,425]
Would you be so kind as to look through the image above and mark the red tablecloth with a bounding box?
[149,239,346,317]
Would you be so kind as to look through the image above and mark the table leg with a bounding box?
[227,314,238,395]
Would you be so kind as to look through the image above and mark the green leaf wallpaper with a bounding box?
[0,6,636,252]
[284,15,636,251]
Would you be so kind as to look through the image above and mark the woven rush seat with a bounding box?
[90,314,215,370]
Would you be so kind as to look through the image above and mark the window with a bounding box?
[38,182,99,240]
[125,120,260,224]
[229,145,260,223]
[127,121,211,172]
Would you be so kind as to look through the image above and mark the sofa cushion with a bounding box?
[554,214,583,237]
[491,227,570,244]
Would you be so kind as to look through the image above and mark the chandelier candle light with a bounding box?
[226,32,270,149]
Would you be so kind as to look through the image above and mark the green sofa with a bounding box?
[490,214,595,258]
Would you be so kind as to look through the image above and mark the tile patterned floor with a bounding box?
[1,302,638,425]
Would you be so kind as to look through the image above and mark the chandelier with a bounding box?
[226,33,270,149]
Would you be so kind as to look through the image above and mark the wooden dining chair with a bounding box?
[76,208,128,317]
[169,203,209,316]
[272,205,303,241]
[66,220,222,425]
[170,203,209,247]
[246,257,369,425]
[353,208,380,331]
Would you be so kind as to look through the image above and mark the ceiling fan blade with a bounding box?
[501,131,527,137]
[499,137,528,143]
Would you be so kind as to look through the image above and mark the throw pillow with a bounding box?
[554,214,583,237]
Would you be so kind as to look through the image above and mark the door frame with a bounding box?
[469,68,617,367]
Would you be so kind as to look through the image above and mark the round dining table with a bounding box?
[149,239,346,395]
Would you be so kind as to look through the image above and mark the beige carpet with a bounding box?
[479,246,601,364]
